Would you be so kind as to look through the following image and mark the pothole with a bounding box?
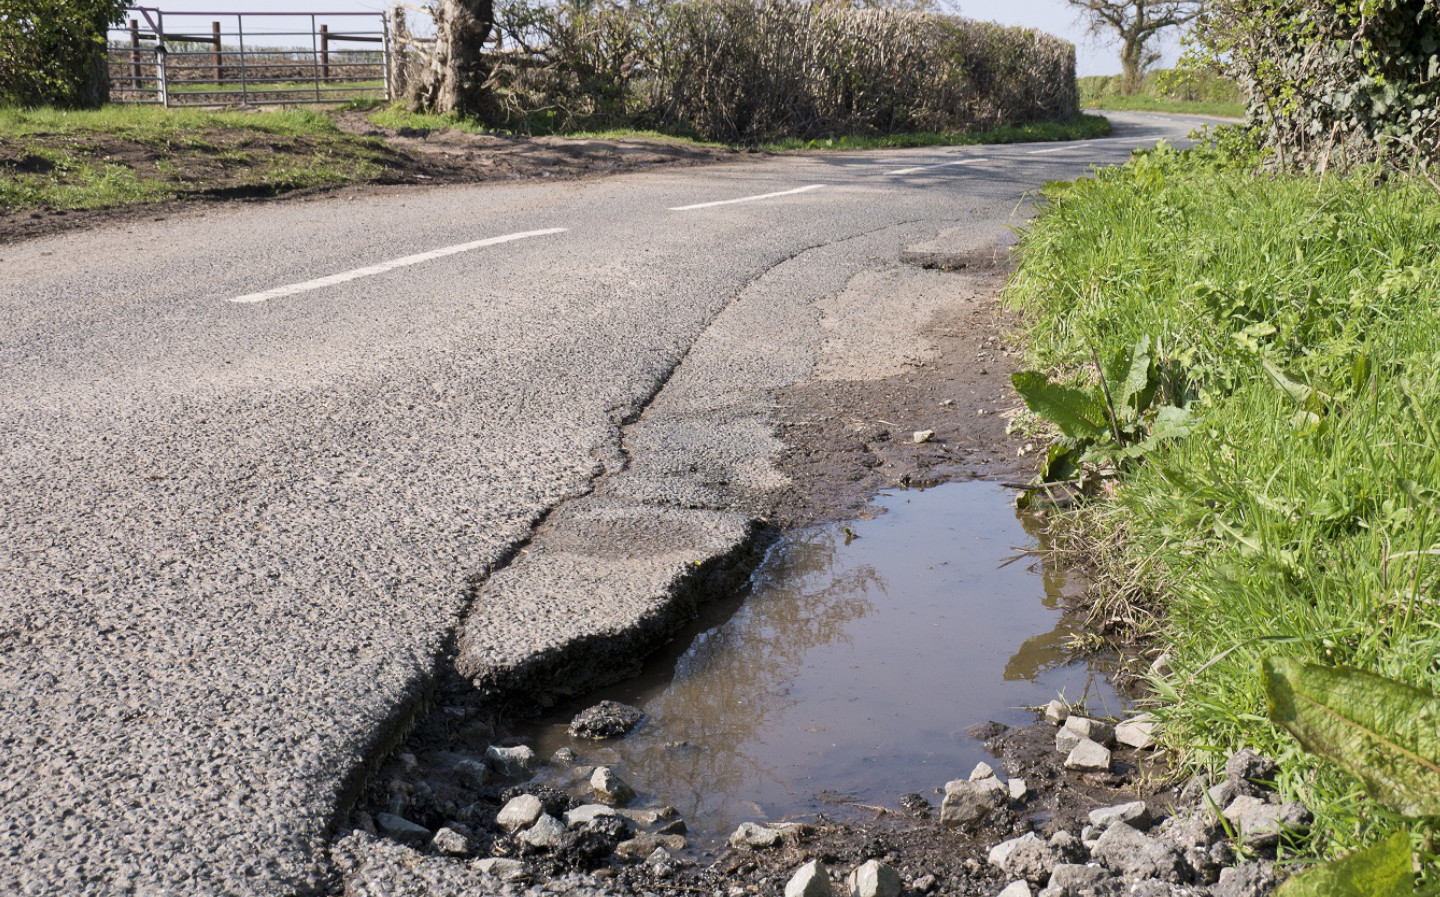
[344,481,1125,872]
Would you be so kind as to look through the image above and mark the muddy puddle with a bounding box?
[512,481,1124,847]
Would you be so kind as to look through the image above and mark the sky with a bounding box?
[132,0,1186,78]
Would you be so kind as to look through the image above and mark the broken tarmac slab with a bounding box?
[899,224,1019,272]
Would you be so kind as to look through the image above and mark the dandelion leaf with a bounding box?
[1262,657,1440,817]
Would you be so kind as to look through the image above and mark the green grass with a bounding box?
[1082,93,1245,119]
[369,104,1111,151]
[0,105,391,212]
[1005,136,1440,867]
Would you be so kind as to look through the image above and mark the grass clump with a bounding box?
[1080,69,1244,119]
[1005,132,1440,862]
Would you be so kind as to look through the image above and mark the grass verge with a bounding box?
[0,105,393,213]
[1004,134,1440,866]
[1083,94,1245,119]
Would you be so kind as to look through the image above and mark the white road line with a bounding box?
[1027,145,1071,155]
[885,158,987,176]
[669,184,827,211]
[227,228,569,304]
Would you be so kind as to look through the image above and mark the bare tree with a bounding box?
[1070,0,1201,94]
[411,0,496,114]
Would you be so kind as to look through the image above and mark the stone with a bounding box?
[1150,653,1173,678]
[486,744,539,778]
[1213,862,1277,897]
[1126,883,1181,897]
[912,430,936,444]
[1008,778,1029,801]
[913,874,938,893]
[496,794,545,832]
[1115,714,1158,750]
[1055,728,1084,753]
[430,826,473,857]
[1063,715,1115,746]
[846,860,901,897]
[1222,795,1312,849]
[564,804,617,828]
[1038,863,1111,897]
[617,807,664,828]
[645,847,673,867]
[1080,826,1099,850]
[940,778,1007,830]
[656,817,687,836]
[1049,831,1083,864]
[375,812,431,844]
[970,762,998,781]
[1064,739,1112,773]
[1090,823,1188,883]
[729,821,784,849]
[786,860,833,897]
[590,766,636,806]
[453,757,490,790]
[997,883,1032,897]
[1044,700,1069,725]
[475,857,527,881]
[987,832,1057,885]
[1205,781,1237,815]
[569,701,646,739]
[1088,801,1152,830]
[1225,749,1278,795]
[616,834,687,860]
[550,747,579,767]
[520,813,567,849]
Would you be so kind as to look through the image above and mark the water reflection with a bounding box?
[519,482,1122,841]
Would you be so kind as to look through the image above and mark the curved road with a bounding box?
[0,112,1207,895]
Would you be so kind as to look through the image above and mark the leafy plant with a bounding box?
[1262,658,1440,894]
[1012,335,1193,484]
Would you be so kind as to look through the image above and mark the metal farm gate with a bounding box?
[108,7,407,106]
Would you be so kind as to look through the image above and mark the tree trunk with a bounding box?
[1119,31,1145,95]
[79,41,111,108]
[412,0,495,115]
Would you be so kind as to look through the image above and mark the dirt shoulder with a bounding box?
[0,111,740,246]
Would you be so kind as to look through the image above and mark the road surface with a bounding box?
[0,112,1210,896]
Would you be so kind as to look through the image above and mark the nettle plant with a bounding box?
[1011,335,1195,487]
[1263,659,1440,895]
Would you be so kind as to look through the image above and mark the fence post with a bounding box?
[381,12,393,102]
[212,22,222,83]
[129,19,141,92]
[154,10,169,107]
[320,25,330,82]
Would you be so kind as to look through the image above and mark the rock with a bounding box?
[375,812,431,844]
[1225,749,1278,796]
[590,766,636,806]
[496,794,545,832]
[486,744,539,778]
[1088,800,1152,831]
[1008,778,1029,801]
[1090,823,1188,883]
[729,821,785,849]
[1205,781,1237,815]
[1038,863,1112,897]
[569,701,646,739]
[1115,714,1158,750]
[1063,716,1115,746]
[656,817,687,836]
[846,860,901,897]
[900,792,932,815]
[1156,811,1222,850]
[965,721,1010,740]
[987,832,1057,885]
[617,807,664,828]
[1150,653,1173,678]
[1213,861,1277,897]
[997,883,1032,897]
[1126,883,1182,897]
[430,826,473,856]
[475,857,528,881]
[520,814,567,850]
[1048,831,1084,864]
[550,747,579,767]
[786,860,833,897]
[1080,825,1099,850]
[615,833,686,860]
[564,804,617,828]
[1222,795,1311,849]
[970,762,998,781]
[913,874,938,893]
[453,757,490,790]
[911,430,936,444]
[645,847,673,866]
[1055,728,1084,753]
[1044,700,1070,725]
[1064,738,1112,773]
[940,778,1007,830]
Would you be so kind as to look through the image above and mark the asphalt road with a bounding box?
[0,112,1211,896]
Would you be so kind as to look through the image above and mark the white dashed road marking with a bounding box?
[228,228,569,304]
[668,184,827,211]
[885,158,987,176]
